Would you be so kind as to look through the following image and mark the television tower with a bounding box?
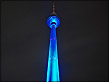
[46,2,60,82]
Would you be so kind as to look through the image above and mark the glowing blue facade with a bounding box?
[46,15,60,82]
[47,16,60,28]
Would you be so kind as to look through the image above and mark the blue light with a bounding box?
[46,21,60,81]
[47,16,60,28]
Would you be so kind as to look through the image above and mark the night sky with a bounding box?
[1,1,108,81]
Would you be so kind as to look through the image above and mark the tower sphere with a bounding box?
[47,15,60,28]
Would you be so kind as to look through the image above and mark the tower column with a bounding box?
[46,25,60,82]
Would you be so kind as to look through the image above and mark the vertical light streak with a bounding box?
[46,25,60,82]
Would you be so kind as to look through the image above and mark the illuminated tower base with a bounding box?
[46,3,60,81]
[46,25,60,82]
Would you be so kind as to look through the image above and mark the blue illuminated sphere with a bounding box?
[47,16,60,28]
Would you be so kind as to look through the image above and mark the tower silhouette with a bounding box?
[46,2,60,82]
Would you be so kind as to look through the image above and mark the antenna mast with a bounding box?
[52,1,56,15]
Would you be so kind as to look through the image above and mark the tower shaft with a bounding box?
[46,25,60,82]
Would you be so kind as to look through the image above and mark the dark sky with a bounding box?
[1,1,108,81]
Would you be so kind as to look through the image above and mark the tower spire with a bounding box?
[51,1,56,15]
[53,2,55,13]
